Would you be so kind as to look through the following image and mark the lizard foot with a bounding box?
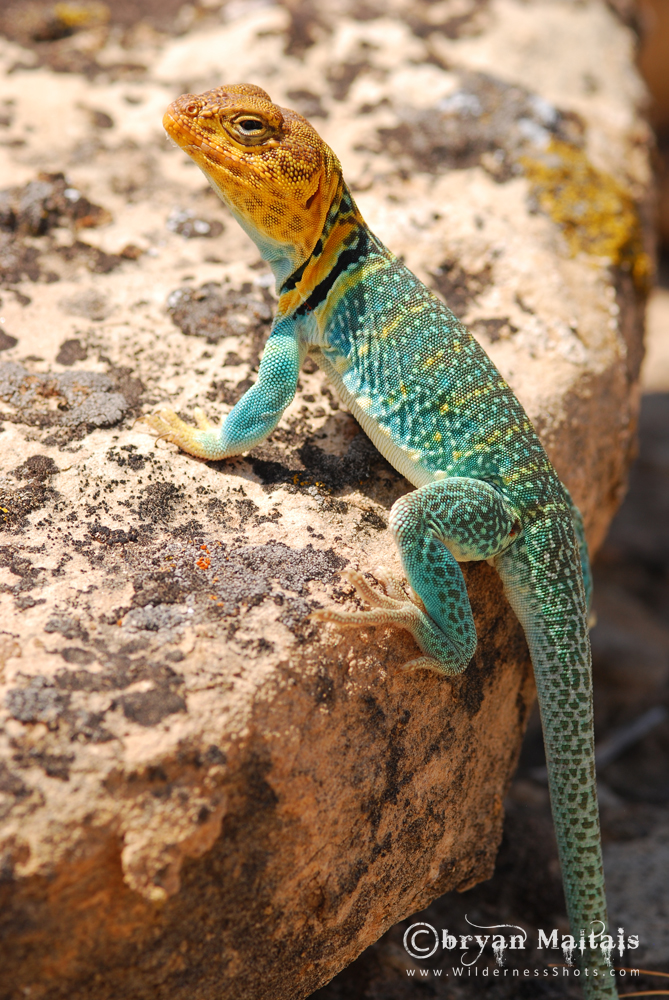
[312,569,447,674]
[139,407,225,460]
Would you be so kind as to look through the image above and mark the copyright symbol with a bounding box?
[403,922,439,960]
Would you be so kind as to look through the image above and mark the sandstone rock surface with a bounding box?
[0,1,653,997]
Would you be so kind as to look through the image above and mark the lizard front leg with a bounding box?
[315,477,520,674]
[143,321,303,460]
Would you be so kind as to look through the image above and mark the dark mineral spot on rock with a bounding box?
[327,60,370,102]
[204,744,226,765]
[282,0,327,57]
[120,687,186,727]
[0,171,110,237]
[358,509,387,531]
[207,375,254,406]
[286,88,328,119]
[372,71,581,181]
[471,317,519,342]
[132,574,186,608]
[235,497,259,520]
[12,748,74,781]
[60,647,96,666]
[126,535,346,623]
[0,232,41,285]
[11,454,58,482]
[167,282,272,360]
[89,109,114,129]
[123,604,186,632]
[0,172,118,288]
[0,329,17,351]
[223,350,244,366]
[67,708,114,744]
[0,362,129,432]
[248,431,382,491]
[406,0,489,39]
[139,482,184,522]
[55,337,88,366]
[55,669,111,692]
[5,676,69,726]
[107,366,144,411]
[0,762,28,805]
[106,444,147,471]
[0,480,55,529]
[430,258,493,317]
[15,594,46,611]
[166,207,224,239]
[55,240,126,275]
[88,524,138,545]
[235,540,346,595]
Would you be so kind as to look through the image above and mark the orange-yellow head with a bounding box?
[163,83,343,284]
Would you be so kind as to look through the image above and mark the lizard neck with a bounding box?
[203,170,299,286]
[276,180,379,317]
[202,157,346,292]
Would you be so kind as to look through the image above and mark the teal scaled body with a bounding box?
[150,84,617,1000]
[308,194,614,999]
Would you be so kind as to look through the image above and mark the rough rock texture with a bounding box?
[0,1,653,998]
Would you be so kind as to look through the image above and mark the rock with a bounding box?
[604,827,669,966]
[0,0,653,998]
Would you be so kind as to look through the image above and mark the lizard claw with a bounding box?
[343,569,407,610]
[372,566,408,602]
[138,407,224,459]
[193,406,217,431]
[312,566,467,675]
[401,656,448,675]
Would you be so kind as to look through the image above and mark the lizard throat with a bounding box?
[278,181,374,317]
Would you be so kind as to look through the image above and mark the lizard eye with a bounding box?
[238,118,264,132]
[230,115,273,145]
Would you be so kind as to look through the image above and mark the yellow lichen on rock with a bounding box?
[522,138,652,293]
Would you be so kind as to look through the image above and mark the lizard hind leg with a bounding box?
[315,477,520,677]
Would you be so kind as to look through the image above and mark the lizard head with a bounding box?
[163,83,343,282]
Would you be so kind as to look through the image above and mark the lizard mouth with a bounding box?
[162,107,239,176]
[163,108,196,149]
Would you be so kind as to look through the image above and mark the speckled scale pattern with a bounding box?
[147,86,616,1000]
[322,249,552,489]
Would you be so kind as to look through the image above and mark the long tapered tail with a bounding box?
[494,513,618,1000]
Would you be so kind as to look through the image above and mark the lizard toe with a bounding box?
[139,408,224,460]
[343,569,406,609]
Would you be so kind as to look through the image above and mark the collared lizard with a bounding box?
[145,83,617,999]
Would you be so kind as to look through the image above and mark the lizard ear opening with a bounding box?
[303,171,323,211]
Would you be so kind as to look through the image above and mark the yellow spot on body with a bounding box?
[381,314,403,339]
[400,382,407,397]
[440,402,450,414]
